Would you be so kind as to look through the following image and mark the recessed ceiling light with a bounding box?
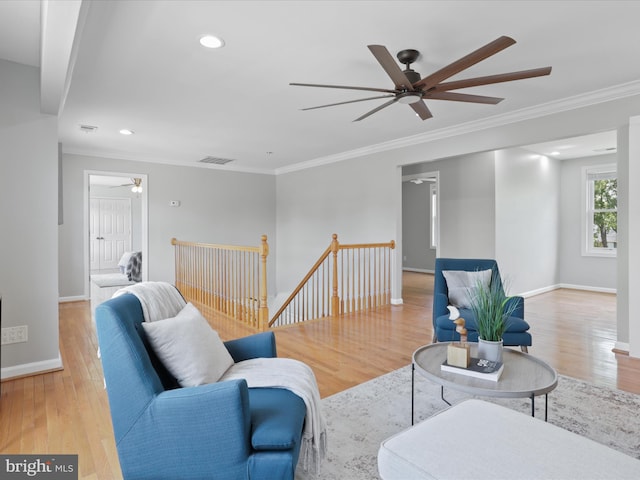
[119,129,134,135]
[199,35,225,49]
[550,151,560,156]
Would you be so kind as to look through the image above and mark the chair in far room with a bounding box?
[432,258,531,352]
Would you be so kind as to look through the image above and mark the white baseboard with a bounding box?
[391,298,404,305]
[403,268,435,274]
[614,341,630,353]
[59,295,88,303]
[518,283,616,298]
[557,283,617,294]
[518,284,559,298]
[0,352,63,381]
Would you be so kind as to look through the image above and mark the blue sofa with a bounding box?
[432,258,531,351]
[95,293,306,480]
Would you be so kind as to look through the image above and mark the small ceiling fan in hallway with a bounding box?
[290,36,552,121]
[111,178,143,193]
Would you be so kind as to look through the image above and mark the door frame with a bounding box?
[83,170,149,298]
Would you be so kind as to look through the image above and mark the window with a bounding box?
[430,183,438,249]
[583,165,617,256]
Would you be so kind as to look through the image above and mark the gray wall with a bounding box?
[400,146,616,296]
[276,153,399,294]
[495,148,561,295]
[59,154,277,298]
[0,60,60,374]
[402,181,435,271]
[558,154,617,290]
[403,151,496,260]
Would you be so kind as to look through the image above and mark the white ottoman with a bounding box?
[378,399,640,480]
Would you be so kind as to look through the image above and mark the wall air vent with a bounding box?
[79,124,98,133]
[198,156,235,165]
[593,147,617,152]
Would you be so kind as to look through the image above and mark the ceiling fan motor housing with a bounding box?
[396,49,422,86]
[403,69,421,85]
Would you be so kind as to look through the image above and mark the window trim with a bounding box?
[582,164,617,257]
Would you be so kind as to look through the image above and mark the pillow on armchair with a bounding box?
[125,251,142,282]
[442,269,491,309]
[141,302,235,387]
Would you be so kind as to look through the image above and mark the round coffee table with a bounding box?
[412,342,558,424]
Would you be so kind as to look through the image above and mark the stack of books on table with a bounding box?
[441,357,504,381]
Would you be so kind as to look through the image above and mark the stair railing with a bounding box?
[171,236,269,330]
[269,234,396,327]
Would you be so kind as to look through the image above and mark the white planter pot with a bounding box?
[477,338,504,363]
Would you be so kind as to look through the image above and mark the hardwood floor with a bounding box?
[1,271,638,479]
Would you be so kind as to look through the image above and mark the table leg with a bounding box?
[440,386,451,407]
[545,393,548,422]
[411,363,415,425]
[531,394,535,417]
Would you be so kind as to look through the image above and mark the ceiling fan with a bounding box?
[290,36,552,122]
[112,178,143,193]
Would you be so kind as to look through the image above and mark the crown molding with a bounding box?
[275,80,640,175]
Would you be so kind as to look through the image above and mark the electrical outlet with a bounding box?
[1,325,28,345]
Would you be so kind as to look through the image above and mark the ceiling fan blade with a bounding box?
[432,67,553,92]
[413,36,516,90]
[410,100,433,120]
[301,95,395,111]
[368,45,414,90]
[353,98,399,122]
[290,82,396,94]
[425,91,504,104]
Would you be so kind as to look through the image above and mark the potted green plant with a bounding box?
[468,270,517,363]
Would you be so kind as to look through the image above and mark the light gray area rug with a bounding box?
[301,365,640,479]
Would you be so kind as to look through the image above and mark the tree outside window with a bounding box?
[585,165,617,256]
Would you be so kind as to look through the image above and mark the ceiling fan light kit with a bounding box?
[397,92,422,104]
[290,36,551,122]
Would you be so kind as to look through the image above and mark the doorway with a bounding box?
[83,171,148,298]
[401,171,440,273]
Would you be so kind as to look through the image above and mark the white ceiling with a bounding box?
[1,1,636,173]
[521,131,617,160]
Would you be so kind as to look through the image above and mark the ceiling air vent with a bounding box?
[198,156,235,165]
[79,124,98,133]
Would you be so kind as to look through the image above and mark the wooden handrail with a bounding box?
[171,237,261,252]
[268,244,333,327]
[172,236,269,330]
[269,234,395,327]
[172,234,395,331]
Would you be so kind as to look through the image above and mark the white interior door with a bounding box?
[90,198,132,271]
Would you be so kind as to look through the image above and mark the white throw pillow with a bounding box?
[142,302,235,387]
[442,269,492,309]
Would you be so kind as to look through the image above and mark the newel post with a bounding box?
[258,235,269,330]
[330,233,340,316]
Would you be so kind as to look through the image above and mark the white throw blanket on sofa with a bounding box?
[220,357,327,474]
[113,281,186,322]
[99,282,187,362]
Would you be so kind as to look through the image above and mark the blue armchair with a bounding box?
[95,294,306,480]
[432,258,531,352]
